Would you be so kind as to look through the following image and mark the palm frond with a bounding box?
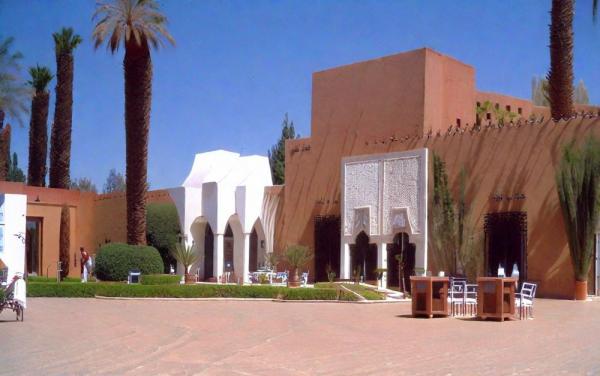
[27,65,53,93]
[93,0,175,53]
[53,27,83,56]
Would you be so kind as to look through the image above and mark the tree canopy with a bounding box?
[268,113,298,185]
[103,168,126,193]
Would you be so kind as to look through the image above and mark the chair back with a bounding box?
[449,280,466,301]
[520,282,537,299]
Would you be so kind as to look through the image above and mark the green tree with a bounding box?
[146,203,181,273]
[574,80,590,105]
[556,137,600,294]
[27,65,53,187]
[70,177,97,193]
[49,28,82,189]
[429,153,456,274]
[93,0,175,245]
[268,113,298,185]
[531,76,550,106]
[7,152,25,182]
[547,0,574,119]
[102,168,126,193]
[59,205,70,279]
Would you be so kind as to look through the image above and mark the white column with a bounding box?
[341,242,351,280]
[377,242,388,290]
[214,234,224,283]
[242,233,250,284]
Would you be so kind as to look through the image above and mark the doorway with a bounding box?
[387,232,416,292]
[350,231,377,282]
[223,224,234,274]
[314,216,340,281]
[249,227,258,272]
[26,217,43,275]
[204,224,214,280]
[484,211,527,283]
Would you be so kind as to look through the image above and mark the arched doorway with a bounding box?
[249,227,258,272]
[204,224,214,280]
[350,231,377,282]
[224,224,234,274]
[387,232,416,292]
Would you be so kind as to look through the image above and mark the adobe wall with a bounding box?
[278,116,600,298]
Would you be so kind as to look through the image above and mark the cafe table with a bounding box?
[476,277,517,321]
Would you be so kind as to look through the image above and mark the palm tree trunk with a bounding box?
[0,122,11,181]
[548,0,574,119]
[28,91,50,186]
[124,40,151,245]
[49,52,75,188]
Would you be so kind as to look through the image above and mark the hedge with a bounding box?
[146,203,181,273]
[27,276,81,283]
[27,282,359,301]
[314,282,385,300]
[141,274,182,285]
[94,243,163,281]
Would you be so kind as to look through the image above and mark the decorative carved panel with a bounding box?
[344,162,379,236]
[383,157,422,234]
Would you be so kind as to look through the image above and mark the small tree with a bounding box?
[170,243,200,283]
[7,152,25,182]
[59,205,70,279]
[429,153,456,274]
[265,252,279,271]
[268,113,299,185]
[70,177,97,193]
[103,168,126,193]
[284,244,312,286]
[556,137,600,299]
[146,203,180,273]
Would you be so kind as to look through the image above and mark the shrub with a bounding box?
[146,203,181,273]
[27,276,80,283]
[140,274,181,285]
[27,282,360,301]
[94,243,163,281]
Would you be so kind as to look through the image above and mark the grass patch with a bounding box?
[314,282,385,300]
[141,274,182,285]
[27,282,359,301]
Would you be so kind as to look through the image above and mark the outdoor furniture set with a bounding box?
[410,275,537,321]
[0,269,25,322]
[248,270,289,285]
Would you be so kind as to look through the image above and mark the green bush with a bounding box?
[27,282,359,301]
[94,243,164,281]
[314,282,385,300]
[141,274,181,285]
[146,203,181,273]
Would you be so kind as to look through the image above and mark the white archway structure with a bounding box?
[168,150,273,283]
[341,148,429,289]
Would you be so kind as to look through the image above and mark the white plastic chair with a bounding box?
[515,282,537,320]
[448,279,466,316]
[301,272,309,287]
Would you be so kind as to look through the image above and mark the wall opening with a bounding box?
[314,215,340,281]
[350,231,377,282]
[204,224,214,280]
[25,217,43,276]
[387,232,416,292]
[484,211,527,283]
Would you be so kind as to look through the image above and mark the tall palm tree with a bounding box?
[27,65,53,186]
[547,0,574,119]
[0,36,28,180]
[93,0,174,245]
[49,27,82,189]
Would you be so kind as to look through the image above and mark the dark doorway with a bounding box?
[25,217,43,275]
[484,212,527,283]
[249,227,258,272]
[204,224,214,280]
[387,232,416,292]
[224,224,234,273]
[314,216,340,281]
[350,232,377,282]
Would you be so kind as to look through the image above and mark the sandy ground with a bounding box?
[1,298,599,375]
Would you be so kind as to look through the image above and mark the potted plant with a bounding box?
[395,253,406,293]
[556,137,600,300]
[265,252,279,272]
[325,263,336,283]
[284,245,312,288]
[170,243,200,284]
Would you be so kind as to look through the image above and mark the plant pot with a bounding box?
[288,269,300,288]
[184,274,196,284]
[574,280,588,300]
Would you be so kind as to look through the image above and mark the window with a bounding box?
[518,107,523,115]
[506,105,511,112]
[476,102,481,108]
[456,118,461,128]
[26,217,43,275]
[495,103,500,110]
[486,113,491,120]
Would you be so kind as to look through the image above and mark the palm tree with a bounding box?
[27,65,53,186]
[0,36,28,180]
[49,27,82,189]
[547,0,574,119]
[93,0,174,245]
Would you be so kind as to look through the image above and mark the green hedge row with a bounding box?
[314,282,385,300]
[26,282,359,301]
[27,276,81,283]
[140,274,182,285]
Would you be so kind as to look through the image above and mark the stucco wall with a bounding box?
[278,116,599,298]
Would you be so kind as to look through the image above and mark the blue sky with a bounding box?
[1,0,599,189]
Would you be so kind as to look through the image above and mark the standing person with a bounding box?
[80,247,92,283]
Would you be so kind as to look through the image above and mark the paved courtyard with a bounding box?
[1,298,599,375]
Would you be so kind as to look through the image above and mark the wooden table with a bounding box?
[476,277,517,321]
[410,276,449,318]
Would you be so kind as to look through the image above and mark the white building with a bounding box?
[169,150,275,283]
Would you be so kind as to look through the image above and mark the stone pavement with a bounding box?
[1,298,599,375]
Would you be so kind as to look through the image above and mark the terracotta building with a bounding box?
[2,48,599,298]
